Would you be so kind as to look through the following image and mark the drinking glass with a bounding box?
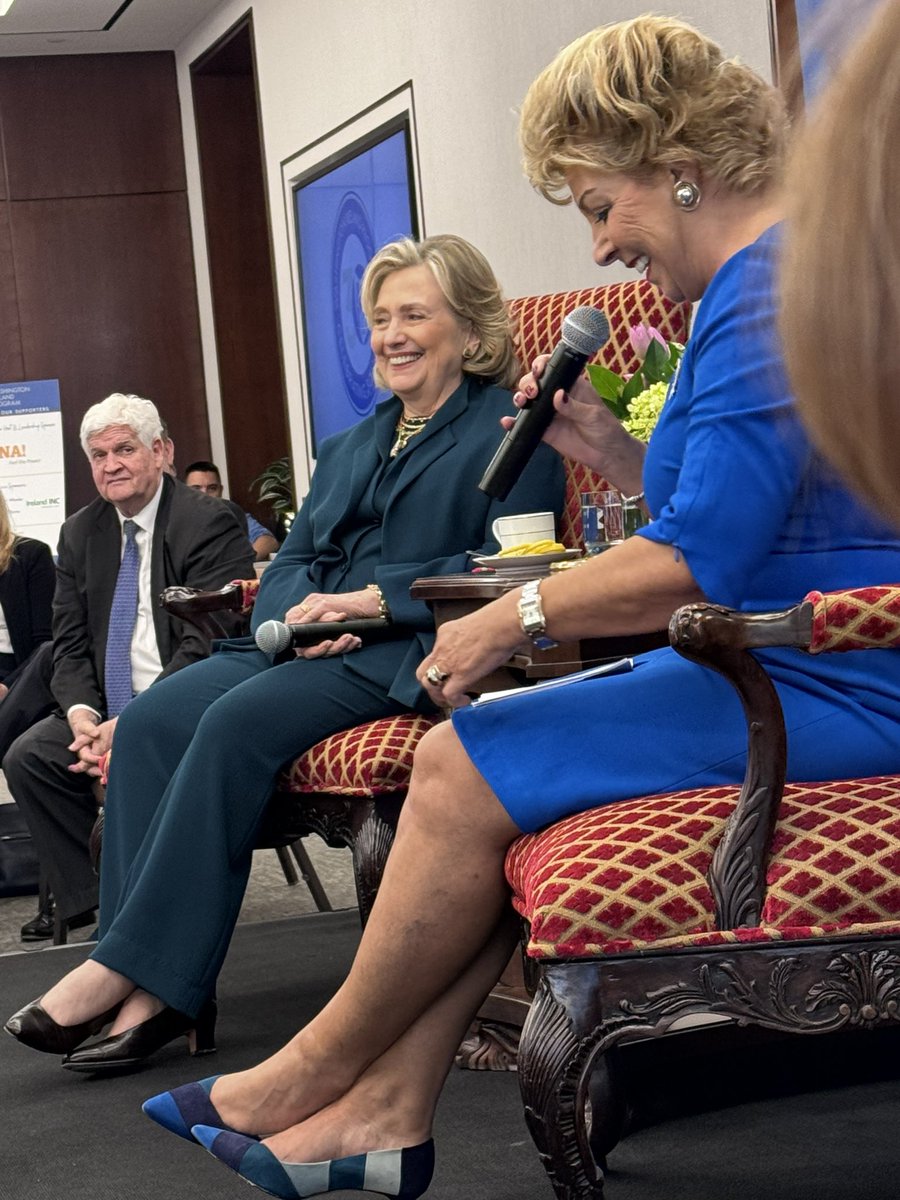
[581,489,645,554]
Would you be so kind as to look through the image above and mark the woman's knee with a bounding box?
[401,721,517,843]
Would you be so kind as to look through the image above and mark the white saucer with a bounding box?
[472,549,582,569]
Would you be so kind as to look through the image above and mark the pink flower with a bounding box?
[629,323,668,361]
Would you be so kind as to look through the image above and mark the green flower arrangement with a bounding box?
[586,323,684,443]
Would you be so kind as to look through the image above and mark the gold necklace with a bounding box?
[390,413,432,458]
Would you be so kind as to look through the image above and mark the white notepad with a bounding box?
[470,657,634,707]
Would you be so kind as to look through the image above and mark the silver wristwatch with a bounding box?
[517,579,558,651]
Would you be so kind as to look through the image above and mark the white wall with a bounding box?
[174,0,774,492]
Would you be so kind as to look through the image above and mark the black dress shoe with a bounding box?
[62,999,217,1073]
[4,997,123,1055]
[20,904,96,943]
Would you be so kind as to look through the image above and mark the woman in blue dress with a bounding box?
[140,15,900,1200]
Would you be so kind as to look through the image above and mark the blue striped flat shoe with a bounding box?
[191,1124,435,1199]
[143,1076,256,1144]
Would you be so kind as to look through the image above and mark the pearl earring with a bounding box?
[672,179,701,211]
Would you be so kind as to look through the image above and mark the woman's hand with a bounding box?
[418,591,526,708]
[508,355,644,488]
[284,588,381,625]
[283,588,380,660]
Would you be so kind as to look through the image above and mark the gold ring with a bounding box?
[425,665,450,686]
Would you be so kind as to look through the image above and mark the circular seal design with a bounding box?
[331,192,378,415]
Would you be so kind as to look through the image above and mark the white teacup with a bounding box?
[491,511,556,551]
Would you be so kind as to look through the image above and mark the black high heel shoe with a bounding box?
[4,997,123,1055]
[61,999,217,1073]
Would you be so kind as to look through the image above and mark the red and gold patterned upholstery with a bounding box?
[506,584,900,964]
[280,713,440,797]
[509,281,691,547]
[506,776,900,959]
[807,585,900,653]
[234,576,261,614]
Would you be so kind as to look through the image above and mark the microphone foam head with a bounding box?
[254,619,291,655]
[561,306,611,356]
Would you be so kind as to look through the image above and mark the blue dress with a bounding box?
[453,227,900,833]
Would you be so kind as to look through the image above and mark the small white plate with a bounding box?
[472,549,582,569]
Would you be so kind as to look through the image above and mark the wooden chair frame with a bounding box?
[513,592,900,1199]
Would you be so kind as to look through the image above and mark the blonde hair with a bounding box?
[519,13,788,204]
[0,490,17,574]
[360,234,519,390]
[781,0,900,526]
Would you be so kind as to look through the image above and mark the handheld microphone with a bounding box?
[478,306,611,500]
[255,617,390,655]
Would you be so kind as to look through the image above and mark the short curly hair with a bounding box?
[360,234,519,390]
[519,13,788,204]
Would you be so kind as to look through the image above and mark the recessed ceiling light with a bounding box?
[0,1,17,18]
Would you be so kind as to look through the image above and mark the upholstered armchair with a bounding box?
[157,280,691,927]
[505,585,900,1199]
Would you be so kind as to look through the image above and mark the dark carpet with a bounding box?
[0,910,897,1199]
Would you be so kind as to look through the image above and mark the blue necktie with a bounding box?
[104,518,140,717]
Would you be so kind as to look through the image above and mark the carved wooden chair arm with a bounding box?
[668,585,900,928]
[160,578,261,641]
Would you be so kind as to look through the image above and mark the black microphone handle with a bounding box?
[478,341,589,500]
[286,618,389,645]
[255,617,390,655]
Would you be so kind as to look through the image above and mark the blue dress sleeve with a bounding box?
[638,231,810,607]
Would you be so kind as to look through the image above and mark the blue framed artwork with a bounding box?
[290,104,420,454]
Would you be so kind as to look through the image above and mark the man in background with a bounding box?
[3,394,256,941]
[184,460,279,561]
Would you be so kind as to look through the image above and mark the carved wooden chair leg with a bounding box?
[517,970,608,1200]
[286,838,333,912]
[457,947,531,1070]
[350,797,402,924]
[586,1048,629,1165]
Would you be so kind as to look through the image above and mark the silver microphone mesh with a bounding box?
[561,306,611,356]
[255,619,291,654]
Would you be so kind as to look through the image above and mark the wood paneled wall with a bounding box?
[0,52,209,516]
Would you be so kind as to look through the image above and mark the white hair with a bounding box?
[79,393,163,455]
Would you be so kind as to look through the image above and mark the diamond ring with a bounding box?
[425,664,450,686]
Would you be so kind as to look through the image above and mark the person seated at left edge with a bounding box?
[3,393,256,943]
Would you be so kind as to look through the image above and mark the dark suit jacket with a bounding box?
[253,377,566,710]
[0,537,55,670]
[52,474,256,717]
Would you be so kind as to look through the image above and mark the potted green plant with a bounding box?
[249,456,296,540]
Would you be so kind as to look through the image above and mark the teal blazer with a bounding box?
[253,377,566,709]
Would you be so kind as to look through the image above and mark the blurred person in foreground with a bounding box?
[117,16,900,1199]
[4,234,564,1071]
[781,0,900,525]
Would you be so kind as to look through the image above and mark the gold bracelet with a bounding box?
[366,583,390,621]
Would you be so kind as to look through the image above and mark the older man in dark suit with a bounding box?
[3,393,255,940]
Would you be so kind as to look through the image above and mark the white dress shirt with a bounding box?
[68,478,165,720]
